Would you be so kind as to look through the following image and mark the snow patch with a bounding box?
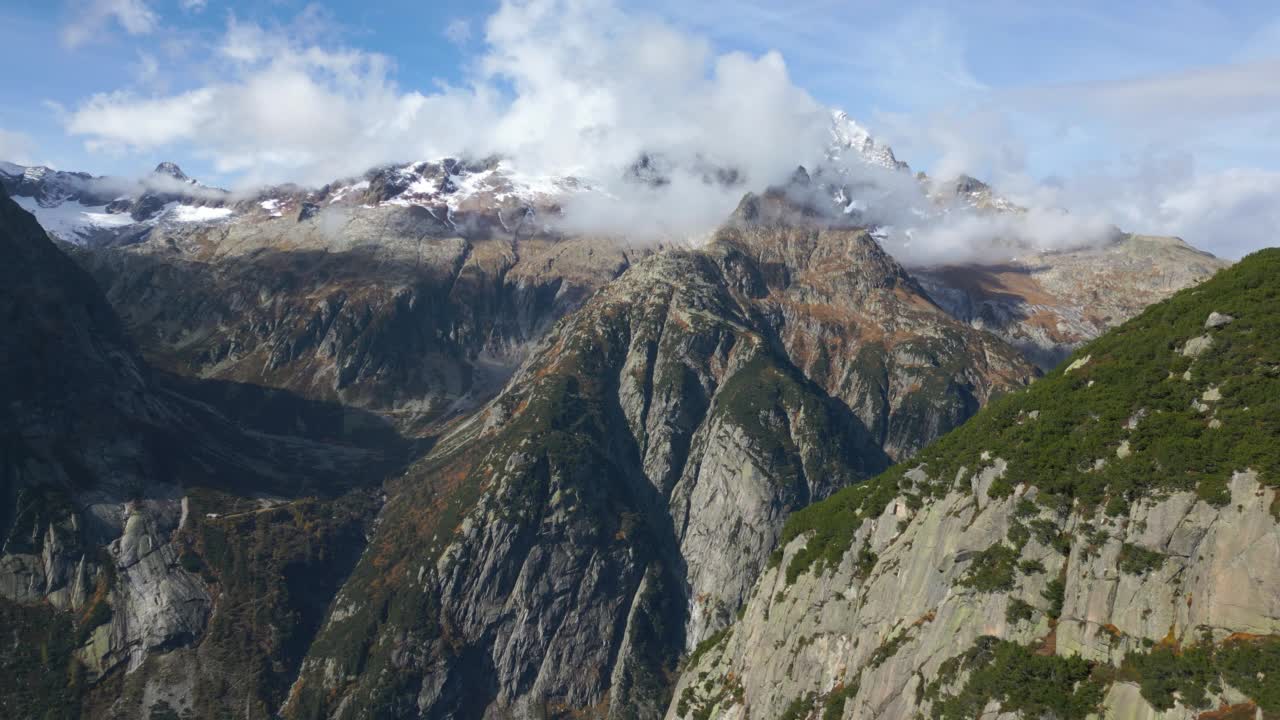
[328,180,369,204]
[11,195,136,245]
[170,204,233,223]
[828,110,902,171]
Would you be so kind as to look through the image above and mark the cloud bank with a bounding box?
[55,0,1280,260]
[63,0,835,241]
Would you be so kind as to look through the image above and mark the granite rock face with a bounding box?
[668,468,1280,720]
[283,192,1035,719]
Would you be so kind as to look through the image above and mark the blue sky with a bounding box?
[1,0,1279,257]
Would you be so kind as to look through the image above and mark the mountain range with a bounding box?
[0,112,1265,720]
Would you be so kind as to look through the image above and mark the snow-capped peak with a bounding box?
[828,110,906,172]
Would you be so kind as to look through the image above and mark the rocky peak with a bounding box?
[828,110,909,172]
[152,161,190,182]
[727,184,831,228]
[951,173,990,195]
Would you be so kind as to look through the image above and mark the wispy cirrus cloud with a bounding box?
[62,0,158,48]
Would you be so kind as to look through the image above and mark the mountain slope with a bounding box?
[278,185,1035,719]
[70,177,634,430]
[6,116,1226,400]
[669,248,1280,720]
[0,186,414,718]
[918,234,1230,369]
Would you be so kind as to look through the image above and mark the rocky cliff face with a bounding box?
[3,157,634,431]
[280,187,1034,719]
[670,249,1280,720]
[0,186,410,718]
[69,179,634,430]
[917,234,1229,370]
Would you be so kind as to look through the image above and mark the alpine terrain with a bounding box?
[0,105,1255,720]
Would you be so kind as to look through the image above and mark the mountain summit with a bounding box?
[152,161,190,182]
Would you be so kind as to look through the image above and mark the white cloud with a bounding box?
[1058,160,1280,261]
[0,128,36,165]
[62,0,158,48]
[444,18,471,45]
[55,0,1280,258]
[64,0,832,236]
[1016,58,1280,131]
[838,12,1280,261]
[890,207,1119,267]
[181,0,207,11]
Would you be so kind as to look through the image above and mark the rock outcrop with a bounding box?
[670,248,1280,720]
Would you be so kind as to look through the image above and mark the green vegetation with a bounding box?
[1005,598,1036,624]
[821,681,859,720]
[1029,519,1071,554]
[1006,521,1031,547]
[1121,642,1217,710]
[778,692,816,720]
[714,353,885,491]
[779,249,1280,584]
[676,670,746,720]
[684,627,731,672]
[779,476,900,584]
[853,545,878,579]
[957,543,1019,592]
[868,630,911,669]
[923,634,1280,719]
[1042,577,1066,620]
[0,599,85,719]
[1019,559,1046,575]
[1120,635,1280,712]
[187,489,379,717]
[1117,543,1166,576]
[925,636,1110,720]
[1014,498,1039,519]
